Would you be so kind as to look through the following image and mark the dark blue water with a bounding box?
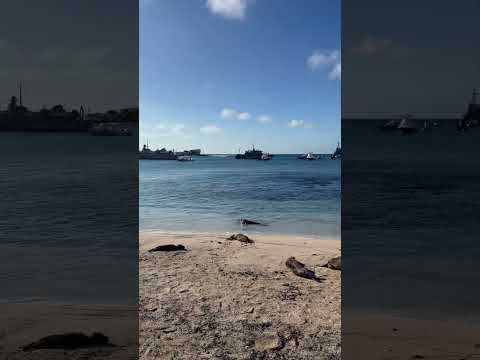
[343,119,480,322]
[0,132,138,304]
[140,155,340,239]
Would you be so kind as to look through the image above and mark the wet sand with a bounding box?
[140,231,341,359]
[343,312,480,360]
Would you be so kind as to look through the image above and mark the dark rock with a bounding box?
[226,233,254,244]
[22,332,112,351]
[148,244,186,252]
[322,256,341,270]
[285,257,317,280]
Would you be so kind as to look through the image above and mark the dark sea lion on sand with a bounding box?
[149,244,187,252]
[22,332,112,351]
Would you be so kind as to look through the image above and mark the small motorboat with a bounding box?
[177,155,193,161]
[260,153,273,160]
[378,118,401,131]
[398,114,421,134]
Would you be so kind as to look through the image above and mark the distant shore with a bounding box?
[140,231,341,359]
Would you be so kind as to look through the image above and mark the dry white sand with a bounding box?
[0,303,137,359]
[140,231,341,359]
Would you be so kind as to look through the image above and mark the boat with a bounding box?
[397,114,421,134]
[89,122,131,136]
[331,142,342,159]
[260,153,273,161]
[298,152,317,160]
[378,118,401,131]
[139,144,177,160]
[458,88,480,131]
[235,146,263,160]
[177,155,193,161]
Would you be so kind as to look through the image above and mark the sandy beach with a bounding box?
[140,231,341,359]
[0,303,137,359]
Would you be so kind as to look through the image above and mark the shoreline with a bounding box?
[140,229,340,244]
[140,231,341,359]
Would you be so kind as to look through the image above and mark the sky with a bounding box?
[0,0,138,112]
[343,0,480,118]
[140,0,340,154]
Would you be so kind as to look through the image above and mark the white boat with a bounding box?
[177,155,193,161]
[397,114,421,134]
[305,152,317,160]
[260,153,273,160]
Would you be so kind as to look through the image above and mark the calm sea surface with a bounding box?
[343,119,480,322]
[0,132,138,304]
[140,155,340,239]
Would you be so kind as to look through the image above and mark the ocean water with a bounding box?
[0,132,138,304]
[343,119,480,322]
[140,155,340,239]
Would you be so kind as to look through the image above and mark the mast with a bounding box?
[18,83,23,106]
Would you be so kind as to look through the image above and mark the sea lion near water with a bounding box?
[240,219,265,226]
[227,233,254,244]
[22,332,112,351]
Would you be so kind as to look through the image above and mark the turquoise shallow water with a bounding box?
[140,155,340,239]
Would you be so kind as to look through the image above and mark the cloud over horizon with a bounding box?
[206,0,250,20]
[307,49,341,80]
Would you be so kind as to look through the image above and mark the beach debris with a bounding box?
[226,233,254,244]
[254,332,284,352]
[321,256,341,270]
[241,219,265,226]
[22,332,113,351]
[148,244,186,252]
[285,257,317,280]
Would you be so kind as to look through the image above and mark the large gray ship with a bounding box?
[139,144,177,160]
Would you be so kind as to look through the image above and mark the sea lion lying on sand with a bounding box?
[321,256,341,270]
[285,257,317,280]
[227,233,254,244]
[149,244,187,252]
[22,332,112,351]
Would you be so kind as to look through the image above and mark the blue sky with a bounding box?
[140,0,340,154]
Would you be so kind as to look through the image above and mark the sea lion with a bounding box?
[22,332,111,351]
[148,244,187,252]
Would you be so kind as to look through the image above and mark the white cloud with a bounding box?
[329,62,341,80]
[237,112,251,121]
[142,122,192,138]
[200,125,221,134]
[307,49,341,81]
[288,119,305,128]
[220,108,252,121]
[256,115,272,123]
[206,0,249,20]
[220,108,237,119]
